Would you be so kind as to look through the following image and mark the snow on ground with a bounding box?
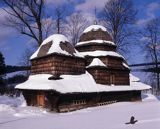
[0,94,160,129]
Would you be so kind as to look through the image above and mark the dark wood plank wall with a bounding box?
[75,44,116,52]
[22,90,141,112]
[31,55,85,75]
[87,68,130,85]
[85,56,125,69]
[113,72,130,85]
[87,69,110,85]
[79,30,113,42]
[57,91,141,112]
[106,57,125,69]
[31,56,53,74]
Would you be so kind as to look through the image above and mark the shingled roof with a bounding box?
[30,34,83,60]
[78,25,113,43]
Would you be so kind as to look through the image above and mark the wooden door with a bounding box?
[37,91,45,107]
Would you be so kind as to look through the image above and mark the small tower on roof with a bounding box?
[30,34,85,76]
[76,24,116,52]
[76,24,130,85]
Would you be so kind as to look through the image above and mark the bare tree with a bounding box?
[54,6,66,34]
[19,48,33,76]
[42,17,54,38]
[64,13,89,45]
[101,0,137,53]
[1,0,53,46]
[142,18,160,94]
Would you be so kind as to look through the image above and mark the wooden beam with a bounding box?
[129,62,160,67]
[131,67,160,73]
[4,65,31,74]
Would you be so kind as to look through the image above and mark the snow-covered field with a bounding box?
[0,94,160,129]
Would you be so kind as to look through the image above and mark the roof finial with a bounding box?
[94,7,97,25]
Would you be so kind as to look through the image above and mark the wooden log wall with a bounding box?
[22,90,59,110]
[87,69,110,85]
[130,91,141,101]
[87,68,130,85]
[113,72,130,85]
[31,54,85,75]
[85,56,125,69]
[100,56,127,69]
[23,90,37,106]
[22,90,142,112]
[75,44,116,52]
[56,91,141,112]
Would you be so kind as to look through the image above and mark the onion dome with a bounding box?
[30,34,83,60]
[79,25,113,42]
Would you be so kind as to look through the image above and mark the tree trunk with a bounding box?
[153,47,159,94]
[157,73,159,94]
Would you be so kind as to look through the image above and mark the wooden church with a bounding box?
[16,25,150,112]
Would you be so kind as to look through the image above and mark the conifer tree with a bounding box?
[0,51,6,94]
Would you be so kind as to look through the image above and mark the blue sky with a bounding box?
[0,0,160,66]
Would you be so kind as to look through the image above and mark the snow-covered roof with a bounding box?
[16,72,97,93]
[30,34,83,60]
[80,50,124,59]
[83,25,107,33]
[130,74,140,82]
[86,58,107,68]
[16,73,151,93]
[76,40,115,46]
[122,62,130,69]
[42,34,69,45]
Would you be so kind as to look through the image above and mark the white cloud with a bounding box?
[46,0,66,5]
[0,7,16,41]
[136,2,160,26]
[139,37,149,42]
[75,0,108,13]
[81,12,95,24]
[147,2,160,18]
[0,41,11,52]
[136,19,148,26]
[74,0,109,25]
[46,0,75,6]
